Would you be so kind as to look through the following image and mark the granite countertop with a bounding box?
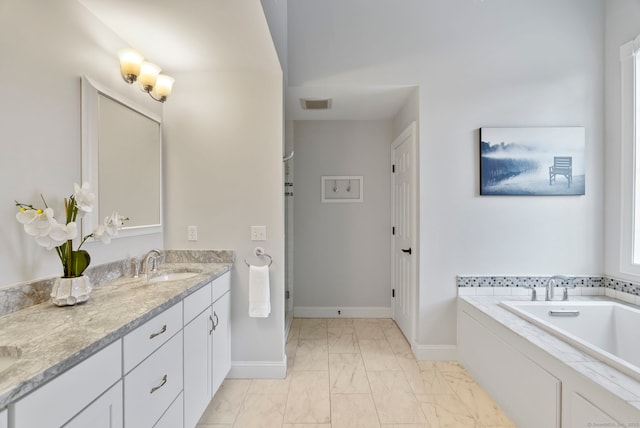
[459,294,640,411]
[0,262,231,409]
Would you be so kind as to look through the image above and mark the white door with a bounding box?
[391,122,416,343]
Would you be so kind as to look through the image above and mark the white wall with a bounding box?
[293,120,392,311]
[604,0,640,282]
[288,0,605,350]
[163,70,285,375]
[0,0,163,288]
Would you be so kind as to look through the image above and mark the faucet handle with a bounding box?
[132,258,139,278]
[522,285,537,301]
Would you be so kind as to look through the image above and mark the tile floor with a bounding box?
[196,318,515,428]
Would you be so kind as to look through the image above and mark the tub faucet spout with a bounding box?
[545,275,570,301]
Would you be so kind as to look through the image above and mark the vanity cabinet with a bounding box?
[6,270,231,428]
[183,272,231,428]
[11,340,122,428]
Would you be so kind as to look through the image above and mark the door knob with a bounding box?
[401,248,412,255]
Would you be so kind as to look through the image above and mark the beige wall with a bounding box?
[0,0,163,287]
[163,70,285,375]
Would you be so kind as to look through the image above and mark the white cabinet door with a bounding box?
[0,407,6,428]
[212,291,231,393]
[183,307,212,428]
[64,380,123,428]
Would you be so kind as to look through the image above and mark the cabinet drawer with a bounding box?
[11,340,122,428]
[123,302,182,373]
[153,392,183,428]
[183,282,212,324]
[124,330,183,428]
[212,272,231,302]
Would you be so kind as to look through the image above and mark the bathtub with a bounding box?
[499,300,640,381]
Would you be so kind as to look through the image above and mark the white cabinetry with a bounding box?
[211,290,231,393]
[183,282,214,428]
[154,393,184,428]
[64,381,123,428]
[0,407,6,428]
[123,303,184,428]
[11,340,122,428]
[183,272,231,428]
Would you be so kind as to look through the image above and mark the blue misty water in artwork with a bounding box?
[480,141,585,196]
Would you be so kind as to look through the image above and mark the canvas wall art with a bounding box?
[480,127,585,196]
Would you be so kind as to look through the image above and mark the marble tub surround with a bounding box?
[0,258,232,409]
[459,295,640,413]
[0,249,235,317]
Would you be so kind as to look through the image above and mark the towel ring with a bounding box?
[244,247,273,267]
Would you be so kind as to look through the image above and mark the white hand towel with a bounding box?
[249,264,271,318]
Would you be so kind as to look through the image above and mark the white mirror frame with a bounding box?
[81,76,163,238]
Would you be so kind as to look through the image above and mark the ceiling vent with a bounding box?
[301,98,332,110]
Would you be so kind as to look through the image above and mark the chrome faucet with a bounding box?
[141,249,162,276]
[545,275,570,301]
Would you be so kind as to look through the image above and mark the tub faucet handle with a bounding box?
[522,285,537,301]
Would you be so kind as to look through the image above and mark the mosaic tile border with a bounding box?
[456,275,604,289]
[457,275,640,298]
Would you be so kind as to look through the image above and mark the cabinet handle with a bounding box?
[213,311,219,331]
[209,314,214,335]
[149,324,167,340]
[150,374,168,394]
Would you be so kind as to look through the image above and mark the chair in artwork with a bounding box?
[549,156,572,188]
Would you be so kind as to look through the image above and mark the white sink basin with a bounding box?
[148,272,199,283]
[0,346,21,372]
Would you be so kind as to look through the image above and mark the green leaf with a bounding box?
[70,250,91,277]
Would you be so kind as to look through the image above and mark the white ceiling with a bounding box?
[78,0,413,120]
[78,0,280,74]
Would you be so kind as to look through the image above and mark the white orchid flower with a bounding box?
[35,221,77,250]
[18,207,56,237]
[104,212,125,236]
[74,182,95,213]
[92,224,111,244]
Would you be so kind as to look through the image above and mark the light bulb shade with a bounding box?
[118,49,143,82]
[154,75,175,98]
[138,62,161,91]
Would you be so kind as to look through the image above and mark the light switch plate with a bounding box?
[251,225,267,241]
[187,225,198,241]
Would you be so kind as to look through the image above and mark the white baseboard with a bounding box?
[293,306,392,318]
[412,344,458,361]
[227,357,287,379]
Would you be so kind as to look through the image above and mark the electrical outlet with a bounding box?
[251,225,267,241]
[187,225,198,241]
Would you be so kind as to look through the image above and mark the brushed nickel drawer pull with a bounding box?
[209,314,214,335]
[149,324,167,339]
[150,374,167,394]
[213,312,219,331]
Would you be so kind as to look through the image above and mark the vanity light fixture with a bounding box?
[118,49,175,103]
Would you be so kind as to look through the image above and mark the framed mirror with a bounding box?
[81,76,162,237]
